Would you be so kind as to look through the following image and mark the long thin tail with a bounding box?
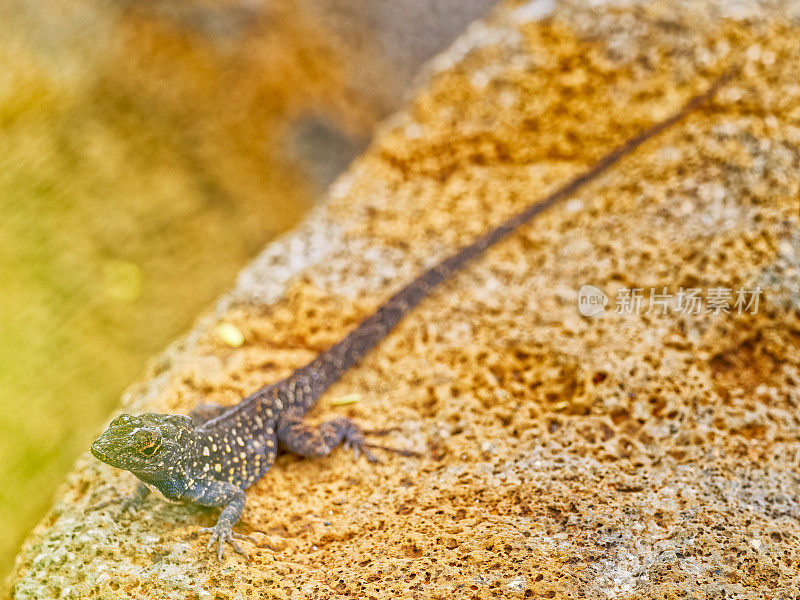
[251,68,734,415]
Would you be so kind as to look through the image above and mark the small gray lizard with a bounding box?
[90,71,731,560]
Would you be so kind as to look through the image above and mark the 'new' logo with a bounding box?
[578,285,608,317]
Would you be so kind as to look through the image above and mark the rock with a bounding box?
[506,575,527,593]
[8,0,800,598]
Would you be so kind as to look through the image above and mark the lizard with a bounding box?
[90,70,733,561]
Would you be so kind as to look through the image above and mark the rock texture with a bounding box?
[8,0,800,598]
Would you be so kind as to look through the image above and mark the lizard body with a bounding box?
[90,72,731,560]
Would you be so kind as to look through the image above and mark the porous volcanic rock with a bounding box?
[8,0,800,598]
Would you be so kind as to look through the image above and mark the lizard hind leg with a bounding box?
[276,408,380,463]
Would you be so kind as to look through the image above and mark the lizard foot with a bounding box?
[343,434,380,463]
[88,496,118,512]
[119,496,143,514]
[199,525,253,561]
[363,427,421,457]
[355,426,422,459]
[344,432,422,461]
[88,494,141,514]
[89,483,149,513]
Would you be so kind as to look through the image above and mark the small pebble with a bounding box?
[215,323,244,347]
[506,576,527,593]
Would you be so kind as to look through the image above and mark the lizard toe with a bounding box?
[364,441,421,459]
[200,527,219,553]
[199,526,251,561]
[229,537,248,559]
[344,435,381,463]
[231,532,258,544]
[361,445,381,463]
[120,496,143,514]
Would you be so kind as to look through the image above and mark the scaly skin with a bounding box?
[90,71,733,560]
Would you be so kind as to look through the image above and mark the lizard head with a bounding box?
[91,413,196,480]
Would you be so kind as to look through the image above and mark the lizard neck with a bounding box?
[137,462,192,501]
[148,474,190,501]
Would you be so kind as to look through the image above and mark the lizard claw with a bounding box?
[342,427,419,463]
[362,426,421,458]
[88,496,118,512]
[120,495,144,514]
[199,525,251,561]
[363,426,402,436]
[357,444,381,463]
[344,436,381,463]
[363,442,422,458]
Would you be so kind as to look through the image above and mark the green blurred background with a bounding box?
[0,0,362,576]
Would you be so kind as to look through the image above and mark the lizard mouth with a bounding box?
[90,440,112,465]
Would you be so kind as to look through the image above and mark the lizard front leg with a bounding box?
[184,480,250,560]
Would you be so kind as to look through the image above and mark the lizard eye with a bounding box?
[133,427,162,458]
[139,442,160,458]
